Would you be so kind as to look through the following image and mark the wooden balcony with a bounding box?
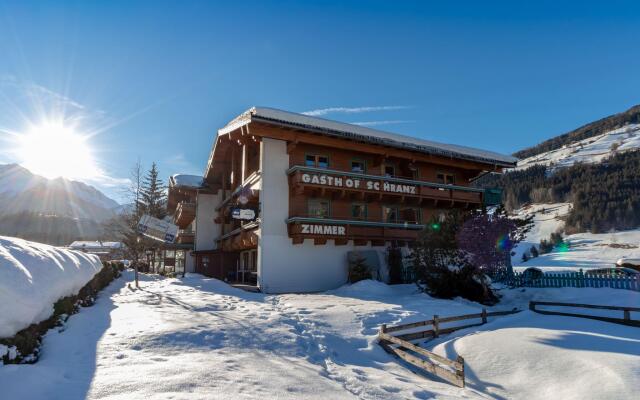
[287,166,484,206]
[176,230,195,245]
[174,201,196,228]
[217,220,260,251]
[286,215,425,246]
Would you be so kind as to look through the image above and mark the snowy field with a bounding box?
[515,123,640,171]
[511,203,640,272]
[0,236,103,338]
[1,271,638,400]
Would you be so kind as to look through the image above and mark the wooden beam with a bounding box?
[314,238,327,245]
[335,239,348,246]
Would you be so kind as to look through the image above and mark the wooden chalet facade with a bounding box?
[168,107,516,293]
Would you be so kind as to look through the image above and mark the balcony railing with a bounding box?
[286,214,425,244]
[287,166,484,204]
[174,201,196,227]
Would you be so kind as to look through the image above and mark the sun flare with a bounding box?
[15,121,100,180]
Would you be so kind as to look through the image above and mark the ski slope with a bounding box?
[1,271,638,399]
[511,203,640,272]
[515,123,640,171]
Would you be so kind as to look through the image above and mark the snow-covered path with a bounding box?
[1,271,638,399]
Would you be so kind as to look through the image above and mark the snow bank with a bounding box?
[0,236,103,338]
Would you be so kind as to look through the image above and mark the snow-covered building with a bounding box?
[168,107,516,293]
[68,241,124,260]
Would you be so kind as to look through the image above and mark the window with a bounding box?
[351,159,366,173]
[384,164,395,177]
[410,168,420,179]
[308,198,331,218]
[400,207,421,224]
[305,154,329,168]
[351,203,367,220]
[317,155,329,169]
[436,172,455,185]
[382,205,398,223]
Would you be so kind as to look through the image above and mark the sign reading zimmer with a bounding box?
[301,224,346,236]
[301,173,417,194]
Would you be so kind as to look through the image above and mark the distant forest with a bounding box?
[514,104,640,159]
[0,212,103,246]
[475,150,640,234]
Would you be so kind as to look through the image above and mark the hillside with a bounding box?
[0,164,120,245]
[516,123,640,171]
[514,104,640,159]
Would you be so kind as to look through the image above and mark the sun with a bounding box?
[15,120,100,180]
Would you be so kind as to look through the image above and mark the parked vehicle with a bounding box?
[616,258,640,272]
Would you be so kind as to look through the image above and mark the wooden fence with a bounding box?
[509,269,640,291]
[378,308,520,387]
[530,301,640,327]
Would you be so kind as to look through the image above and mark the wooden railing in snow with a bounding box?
[378,308,520,387]
[529,301,640,327]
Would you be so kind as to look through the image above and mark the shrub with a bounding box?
[348,253,371,283]
[530,246,539,258]
[0,263,121,364]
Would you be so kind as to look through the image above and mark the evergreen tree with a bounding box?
[530,245,539,258]
[141,162,167,219]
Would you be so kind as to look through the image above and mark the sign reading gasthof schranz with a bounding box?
[301,173,417,194]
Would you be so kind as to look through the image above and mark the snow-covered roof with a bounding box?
[68,241,123,249]
[169,174,205,189]
[221,107,517,167]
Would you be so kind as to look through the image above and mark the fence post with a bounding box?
[624,310,630,321]
[481,308,487,324]
[379,324,387,339]
[456,355,465,387]
[529,301,536,311]
[433,315,440,338]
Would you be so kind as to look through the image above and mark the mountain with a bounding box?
[0,164,121,245]
[475,106,640,234]
[516,123,640,171]
[514,104,640,159]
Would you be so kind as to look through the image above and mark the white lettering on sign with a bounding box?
[302,172,417,194]
[301,224,346,236]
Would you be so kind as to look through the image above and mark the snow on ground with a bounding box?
[1,271,638,400]
[515,123,640,171]
[0,236,103,338]
[511,203,640,272]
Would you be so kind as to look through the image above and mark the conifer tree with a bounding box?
[141,162,167,219]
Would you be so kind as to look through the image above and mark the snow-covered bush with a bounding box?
[0,236,103,339]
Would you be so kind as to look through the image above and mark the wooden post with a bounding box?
[529,301,535,311]
[380,324,387,337]
[456,355,465,387]
[433,315,440,338]
[624,309,630,321]
[481,308,487,324]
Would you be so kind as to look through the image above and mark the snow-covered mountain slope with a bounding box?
[511,202,640,272]
[0,164,119,221]
[515,123,640,170]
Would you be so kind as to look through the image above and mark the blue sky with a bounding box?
[1,1,640,202]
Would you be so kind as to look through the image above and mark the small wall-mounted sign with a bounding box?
[301,224,346,236]
[232,208,256,221]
